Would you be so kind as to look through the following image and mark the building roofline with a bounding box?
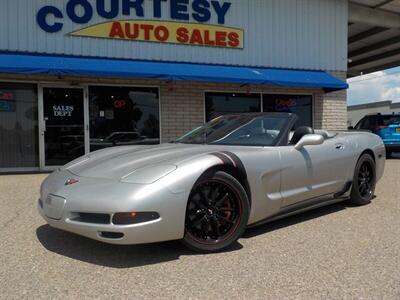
[348,100,392,110]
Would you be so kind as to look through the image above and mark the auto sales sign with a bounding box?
[36,0,244,49]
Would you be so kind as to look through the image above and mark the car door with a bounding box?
[278,135,352,208]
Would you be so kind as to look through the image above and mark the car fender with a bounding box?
[343,132,386,182]
[158,153,224,195]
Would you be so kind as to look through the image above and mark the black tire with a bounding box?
[386,150,392,158]
[182,171,250,253]
[349,154,376,206]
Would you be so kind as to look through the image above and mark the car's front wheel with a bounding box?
[182,171,250,253]
[349,153,376,205]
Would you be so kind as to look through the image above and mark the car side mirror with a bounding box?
[295,134,324,150]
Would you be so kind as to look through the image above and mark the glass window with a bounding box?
[0,83,38,168]
[205,93,261,122]
[176,114,289,146]
[89,86,160,152]
[263,94,313,128]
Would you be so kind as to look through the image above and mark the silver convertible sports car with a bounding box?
[38,113,385,252]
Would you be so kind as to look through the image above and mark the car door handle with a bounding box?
[335,143,344,150]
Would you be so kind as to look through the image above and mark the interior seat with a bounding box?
[290,126,315,145]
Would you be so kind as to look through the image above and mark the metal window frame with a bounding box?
[38,83,88,171]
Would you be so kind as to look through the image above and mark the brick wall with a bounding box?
[314,71,348,131]
[0,72,347,143]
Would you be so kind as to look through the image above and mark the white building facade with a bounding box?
[0,0,349,172]
[348,101,400,127]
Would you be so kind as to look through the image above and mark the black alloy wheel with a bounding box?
[182,171,249,252]
[358,162,374,199]
[349,154,376,205]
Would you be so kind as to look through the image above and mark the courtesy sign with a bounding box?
[71,20,243,48]
[36,0,244,49]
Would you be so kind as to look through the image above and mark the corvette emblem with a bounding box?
[65,178,79,186]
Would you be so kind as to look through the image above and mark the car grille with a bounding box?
[71,213,111,224]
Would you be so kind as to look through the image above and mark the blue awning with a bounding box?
[0,53,348,91]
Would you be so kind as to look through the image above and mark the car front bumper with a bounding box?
[38,201,179,245]
[38,170,189,245]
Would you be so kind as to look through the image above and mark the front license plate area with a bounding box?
[43,194,66,220]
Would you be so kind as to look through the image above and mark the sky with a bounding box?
[347,67,400,106]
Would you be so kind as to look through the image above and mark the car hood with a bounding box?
[66,144,215,179]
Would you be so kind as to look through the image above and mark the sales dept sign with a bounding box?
[37,0,244,49]
[53,106,74,117]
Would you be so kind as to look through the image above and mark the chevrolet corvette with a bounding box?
[38,113,385,252]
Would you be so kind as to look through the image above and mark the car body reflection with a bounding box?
[64,131,159,155]
[90,131,159,151]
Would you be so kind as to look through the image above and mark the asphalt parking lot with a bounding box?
[0,160,399,299]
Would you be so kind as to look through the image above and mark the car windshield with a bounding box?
[175,114,289,146]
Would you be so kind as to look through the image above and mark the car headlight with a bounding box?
[120,164,177,184]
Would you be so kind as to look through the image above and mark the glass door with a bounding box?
[40,87,87,168]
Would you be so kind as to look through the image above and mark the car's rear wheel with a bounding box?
[182,171,249,253]
[349,154,376,205]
